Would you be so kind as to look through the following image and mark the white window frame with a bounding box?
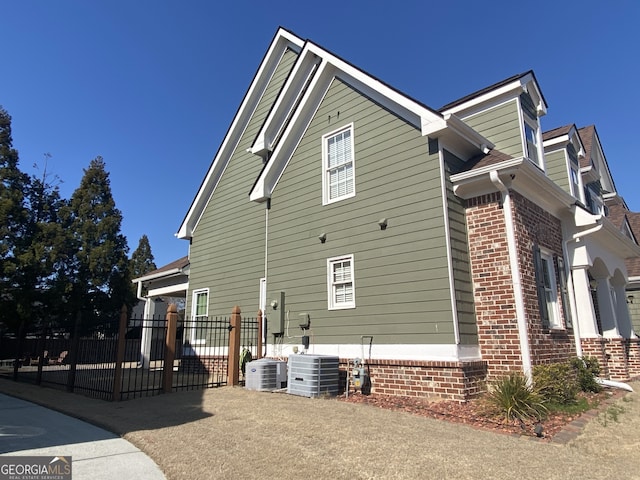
[327,254,356,310]
[540,251,562,329]
[190,288,209,345]
[569,164,582,201]
[322,124,355,205]
[523,118,542,168]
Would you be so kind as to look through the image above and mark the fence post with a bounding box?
[228,306,241,386]
[67,310,82,392]
[257,309,263,359]
[163,304,178,393]
[112,305,128,401]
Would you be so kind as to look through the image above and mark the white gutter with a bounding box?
[562,217,604,358]
[490,171,533,382]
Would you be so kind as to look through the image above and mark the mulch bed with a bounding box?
[338,389,621,440]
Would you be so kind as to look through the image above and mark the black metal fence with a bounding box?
[0,308,260,401]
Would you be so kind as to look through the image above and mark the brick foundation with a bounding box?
[180,355,228,376]
[628,338,640,379]
[340,358,487,402]
[580,337,639,381]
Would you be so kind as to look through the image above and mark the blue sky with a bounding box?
[3,1,639,268]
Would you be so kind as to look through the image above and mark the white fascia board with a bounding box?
[600,217,640,258]
[303,43,443,131]
[176,31,304,239]
[250,61,333,202]
[441,79,527,116]
[450,157,524,183]
[250,47,320,155]
[543,134,569,149]
[443,72,547,118]
[147,282,189,298]
[132,267,188,284]
[451,157,576,216]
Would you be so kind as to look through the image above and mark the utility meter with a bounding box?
[351,358,367,390]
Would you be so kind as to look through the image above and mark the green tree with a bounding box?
[0,107,29,333]
[130,234,157,279]
[13,155,69,332]
[61,156,132,331]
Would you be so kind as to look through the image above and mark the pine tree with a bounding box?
[0,107,29,333]
[13,156,68,331]
[62,156,132,330]
[130,234,157,279]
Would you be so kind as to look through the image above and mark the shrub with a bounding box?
[533,362,579,405]
[570,356,603,393]
[486,373,547,423]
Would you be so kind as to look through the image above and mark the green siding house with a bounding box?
[176,28,640,400]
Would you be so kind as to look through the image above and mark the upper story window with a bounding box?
[322,124,355,205]
[570,166,581,199]
[327,254,355,310]
[524,120,541,167]
[585,184,604,215]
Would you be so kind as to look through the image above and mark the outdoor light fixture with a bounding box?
[378,218,388,230]
[319,232,327,243]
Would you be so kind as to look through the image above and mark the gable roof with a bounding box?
[578,125,617,194]
[132,256,189,284]
[248,36,492,202]
[439,70,548,117]
[176,28,305,240]
[542,124,573,142]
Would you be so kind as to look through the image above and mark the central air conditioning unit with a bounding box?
[287,354,340,398]
[245,358,287,392]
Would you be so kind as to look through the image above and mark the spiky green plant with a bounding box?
[487,372,547,423]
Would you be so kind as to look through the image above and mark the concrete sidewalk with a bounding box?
[0,393,165,480]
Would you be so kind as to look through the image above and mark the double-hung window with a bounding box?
[323,124,355,205]
[190,288,209,344]
[570,165,581,200]
[327,255,355,310]
[524,120,541,167]
[533,246,561,329]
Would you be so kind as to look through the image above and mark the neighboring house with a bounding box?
[177,28,640,400]
[605,196,640,335]
[131,256,189,368]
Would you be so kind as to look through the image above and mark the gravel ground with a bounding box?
[1,379,639,480]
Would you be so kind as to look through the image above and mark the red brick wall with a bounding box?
[465,191,576,381]
[510,192,576,366]
[628,339,640,379]
[340,358,487,402]
[465,193,521,379]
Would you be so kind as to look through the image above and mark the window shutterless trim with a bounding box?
[322,123,355,205]
[327,254,355,310]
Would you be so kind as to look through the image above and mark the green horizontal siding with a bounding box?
[462,99,523,158]
[443,150,478,345]
[545,149,571,194]
[187,48,299,325]
[267,78,454,346]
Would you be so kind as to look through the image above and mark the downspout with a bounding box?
[264,198,270,357]
[562,217,604,358]
[263,151,271,358]
[490,171,533,381]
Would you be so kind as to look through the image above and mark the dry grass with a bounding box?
[1,379,639,480]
